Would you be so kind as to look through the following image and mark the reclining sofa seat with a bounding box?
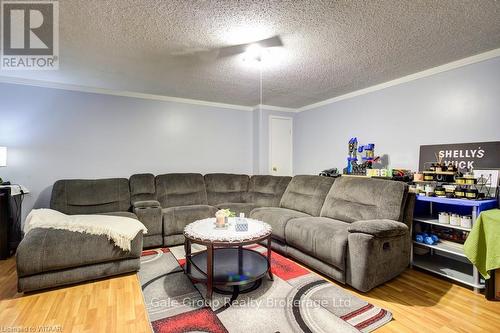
[283,176,411,292]
[204,173,252,215]
[250,175,336,248]
[156,173,218,246]
[205,173,292,217]
[16,178,143,292]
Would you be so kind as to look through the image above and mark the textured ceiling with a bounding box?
[2,0,500,108]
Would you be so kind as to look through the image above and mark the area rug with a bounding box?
[139,245,392,333]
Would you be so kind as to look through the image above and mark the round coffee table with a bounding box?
[183,218,273,301]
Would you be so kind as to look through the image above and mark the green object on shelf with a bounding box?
[464,209,500,279]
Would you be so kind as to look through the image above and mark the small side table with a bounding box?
[0,185,28,259]
[183,218,273,301]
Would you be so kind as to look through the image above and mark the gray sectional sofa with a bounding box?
[16,173,414,293]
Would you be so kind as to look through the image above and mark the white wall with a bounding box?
[3,55,500,220]
[294,56,500,174]
[0,83,254,219]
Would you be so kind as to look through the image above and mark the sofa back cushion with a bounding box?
[156,173,208,208]
[130,173,157,204]
[320,177,408,222]
[204,173,249,205]
[245,175,292,207]
[51,178,131,215]
[279,175,335,216]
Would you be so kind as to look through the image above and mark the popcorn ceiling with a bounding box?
[4,0,500,108]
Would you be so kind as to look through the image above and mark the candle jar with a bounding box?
[216,215,226,228]
[438,212,450,224]
[460,216,472,229]
[450,214,461,226]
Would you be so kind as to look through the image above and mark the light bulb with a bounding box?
[243,43,264,62]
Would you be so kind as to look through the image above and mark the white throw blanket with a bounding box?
[24,209,148,251]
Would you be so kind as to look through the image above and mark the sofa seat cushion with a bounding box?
[285,217,349,271]
[16,229,143,277]
[98,211,138,219]
[250,207,310,242]
[214,202,258,217]
[162,205,218,236]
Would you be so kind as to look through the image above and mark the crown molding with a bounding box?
[297,47,500,112]
[0,76,258,111]
[3,47,499,114]
[252,104,298,113]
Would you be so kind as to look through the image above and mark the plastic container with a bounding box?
[450,214,461,226]
[438,212,450,224]
[460,216,472,229]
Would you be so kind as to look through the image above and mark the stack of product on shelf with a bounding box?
[411,163,489,200]
[438,212,473,228]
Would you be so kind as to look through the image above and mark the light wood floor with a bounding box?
[1,256,500,333]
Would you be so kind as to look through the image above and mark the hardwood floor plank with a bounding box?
[1,256,499,332]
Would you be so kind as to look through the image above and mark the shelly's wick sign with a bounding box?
[1,0,59,70]
[419,141,500,171]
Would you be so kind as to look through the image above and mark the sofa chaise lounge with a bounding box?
[16,173,413,293]
[17,178,145,292]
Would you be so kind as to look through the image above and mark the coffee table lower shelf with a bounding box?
[185,247,271,296]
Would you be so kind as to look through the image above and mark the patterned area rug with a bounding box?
[139,245,392,333]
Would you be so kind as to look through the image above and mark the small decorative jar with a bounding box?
[438,212,450,224]
[460,216,472,229]
[454,186,465,198]
[215,210,227,228]
[435,187,446,197]
[424,174,434,181]
[425,184,435,197]
[450,214,461,226]
[414,173,424,181]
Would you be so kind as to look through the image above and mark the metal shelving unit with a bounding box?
[412,240,465,257]
[411,196,498,292]
[413,216,471,232]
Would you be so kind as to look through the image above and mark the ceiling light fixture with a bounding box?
[242,43,270,62]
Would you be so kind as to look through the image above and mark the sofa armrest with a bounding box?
[132,201,162,236]
[348,219,408,238]
[132,200,161,209]
[346,219,410,292]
